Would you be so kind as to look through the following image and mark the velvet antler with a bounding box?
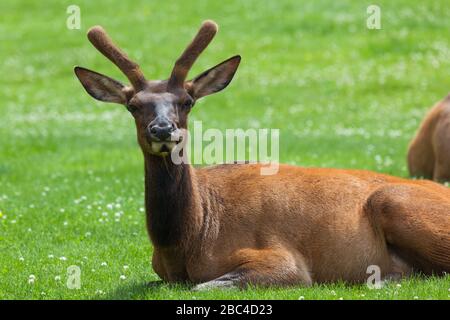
[168,20,218,90]
[87,26,147,91]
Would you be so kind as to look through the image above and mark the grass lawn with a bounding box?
[1,0,449,299]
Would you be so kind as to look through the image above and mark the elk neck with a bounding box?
[143,153,203,250]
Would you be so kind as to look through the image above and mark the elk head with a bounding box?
[74,20,240,156]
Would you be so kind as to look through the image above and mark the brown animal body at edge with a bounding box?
[75,21,450,290]
[408,94,450,182]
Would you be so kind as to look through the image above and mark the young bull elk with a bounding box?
[75,21,450,289]
[408,94,450,182]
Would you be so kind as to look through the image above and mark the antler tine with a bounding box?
[87,26,147,90]
[168,20,218,89]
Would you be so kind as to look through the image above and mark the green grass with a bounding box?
[1,0,450,299]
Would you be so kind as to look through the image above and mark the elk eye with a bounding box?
[182,98,193,109]
[127,104,139,113]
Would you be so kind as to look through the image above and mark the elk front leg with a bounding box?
[192,248,312,290]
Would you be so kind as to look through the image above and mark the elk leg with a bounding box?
[366,184,450,275]
[192,248,311,290]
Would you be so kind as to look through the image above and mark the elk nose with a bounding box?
[148,119,175,141]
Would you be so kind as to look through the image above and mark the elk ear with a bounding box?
[186,55,241,100]
[74,66,134,104]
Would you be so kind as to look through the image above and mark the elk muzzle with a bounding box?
[148,117,176,141]
[146,117,179,155]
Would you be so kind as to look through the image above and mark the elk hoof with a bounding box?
[192,280,238,291]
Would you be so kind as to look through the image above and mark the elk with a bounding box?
[75,20,450,290]
[408,94,450,182]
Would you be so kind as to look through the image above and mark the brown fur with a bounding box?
[75,21,450,289]
[149,162,450,288]
[408,94,450,181]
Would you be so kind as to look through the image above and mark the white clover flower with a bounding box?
[101,262,107,266]
[48,254,54,259]
[28,275,36,284]
[298,296,304,300]
[19,257,24,261]
[59,256,67,261]
[119,275,126,280]
[123,265,129,270]
[55,275,61,281]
